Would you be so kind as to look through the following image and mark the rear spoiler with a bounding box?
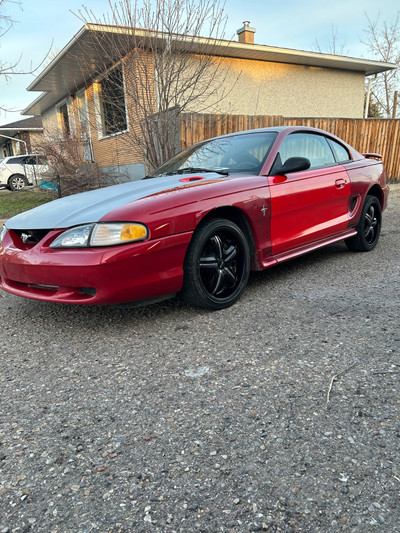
[362,153,382,161]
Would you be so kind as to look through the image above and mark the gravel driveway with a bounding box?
[1,189,399,532]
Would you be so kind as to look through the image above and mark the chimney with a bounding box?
[237,21,256,44]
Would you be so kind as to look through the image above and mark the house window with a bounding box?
[57,102,71,136]
[96,64,128,137]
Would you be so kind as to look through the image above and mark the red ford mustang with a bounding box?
[0,127,389,310]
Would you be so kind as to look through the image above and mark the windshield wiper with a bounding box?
[174,167,229,176]
[143,167,229,179]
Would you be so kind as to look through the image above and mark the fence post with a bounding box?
[56,174,62,199]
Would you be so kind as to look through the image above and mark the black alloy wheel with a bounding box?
[183,218,250,310]
[345,195,382,252]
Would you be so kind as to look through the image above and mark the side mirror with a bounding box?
[274,157,311,175]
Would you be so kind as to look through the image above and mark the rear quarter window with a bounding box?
[328,139,351,163]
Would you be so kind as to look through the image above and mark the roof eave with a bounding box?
[0,127,43,132]
[22,24,397,116]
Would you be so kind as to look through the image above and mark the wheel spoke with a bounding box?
[223,244,237,263]
[365,225,374,241]
[199,256,218,270]
[209,270,224,295]
[223,265,237,286]
[369,205,375,220]
[210,235,223,261]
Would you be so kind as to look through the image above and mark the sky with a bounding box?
[0,0,398,124]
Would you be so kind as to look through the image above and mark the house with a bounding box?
[0,117,44,157]
[21,22,396,180]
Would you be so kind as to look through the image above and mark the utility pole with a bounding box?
[364,77,373,118]
[392,91,398,118]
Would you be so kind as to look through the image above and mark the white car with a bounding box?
[0,154,50,190]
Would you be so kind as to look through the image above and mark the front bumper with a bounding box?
[0,228,192,305]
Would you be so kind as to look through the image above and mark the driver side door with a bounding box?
[268,132,351,256]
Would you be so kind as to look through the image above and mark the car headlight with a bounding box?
[0,225,7,247]
[50,222,148,248]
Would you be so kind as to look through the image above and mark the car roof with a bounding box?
[207,125,342,139]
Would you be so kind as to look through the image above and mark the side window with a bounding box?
[273,133,336,172]
[24,156,37,165]
[328,139,350,163]
[9,156,25,165]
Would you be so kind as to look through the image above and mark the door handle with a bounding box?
[335,178,347,188]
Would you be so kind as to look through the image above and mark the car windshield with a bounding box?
[149,132,277,177]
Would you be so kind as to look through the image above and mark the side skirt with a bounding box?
[259,229,357,270]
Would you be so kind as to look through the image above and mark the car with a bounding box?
[0,154,50,190]
[0,126,390,310]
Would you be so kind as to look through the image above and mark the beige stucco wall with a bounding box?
[186,56,365,119]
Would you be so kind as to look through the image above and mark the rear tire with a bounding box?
[8,174,28,191]
[345,195,381,252]
[182,218,250,310]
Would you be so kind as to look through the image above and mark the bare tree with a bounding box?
[362,13,400,118]
[77,0,236,171]
[312,23,348,55]
[0,0,22,83]
[35,127,118,196]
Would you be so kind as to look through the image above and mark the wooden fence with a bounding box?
[178,114,400,182]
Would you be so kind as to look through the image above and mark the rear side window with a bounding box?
[328,139,350,163]
[7,156,26,164]
[24,156,37,165]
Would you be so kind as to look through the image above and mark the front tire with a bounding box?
[182,218,250,310]
[345,195,381,252]
[8,174,28,191]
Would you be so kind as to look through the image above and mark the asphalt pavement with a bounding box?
[0,189,399,532]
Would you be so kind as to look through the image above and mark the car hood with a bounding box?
[5,174,228,230]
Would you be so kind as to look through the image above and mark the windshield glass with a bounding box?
[150,132,277,177]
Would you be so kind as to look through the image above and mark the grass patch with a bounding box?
[0,189,57,219]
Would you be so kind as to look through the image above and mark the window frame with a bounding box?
[93,63,129,140]
[56,99,74,137]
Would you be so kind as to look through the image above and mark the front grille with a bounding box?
[14,229,51,244]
